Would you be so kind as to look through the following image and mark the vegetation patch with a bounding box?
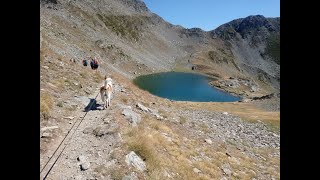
[264,33,280,64]
[40,49,45,64]
[97,14,150,41]
[93,71,104,83]
[125,126,162,172]
[40,92,54,120]
[121,97,129,104]
[158,109,169,119]
[179,116,187,124]
[199,123,210,134]
[94,165,126,180]
[56,101,63,107]
[123,117,231,179]
[208,48,240,71]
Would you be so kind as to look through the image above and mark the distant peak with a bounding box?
[119,0,150,13]
[247,14,265,18]
[210,15,280,40]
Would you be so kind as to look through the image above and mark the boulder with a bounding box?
[41,126,59,132]
[221,164,232,176]
[204,138,213,144]
[41,132,52,138]
[193,168,201,174]
[80,162,90,171]
[125,151,146,172]
[122,109,141,126]
[136,103,149,112]
[77,155,86,162]
[83,127,93,134]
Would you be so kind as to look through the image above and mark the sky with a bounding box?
[143,0,280,31]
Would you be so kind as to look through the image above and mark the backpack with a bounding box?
[83,60,88,66]
[93,60,98,69]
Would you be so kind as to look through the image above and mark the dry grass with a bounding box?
[218,146,279,179]
[40,40,49,64]
[96,14,150,41]
[118,75,279,179]
[51,75,85,92]
[80,72,88,79]
[189,50,243,79]
[110,167,126,180]
[124,118,174,178]
[56,101,63,107]
[94,71,104,83]
[121,97,129,104]
[179,116,187,124]
[40,49,45,64]
[125,125,162,172]
[253,148,280,178]
[94,165,126,180]
[199,123,210,134]
[51,78,66,90]
[199,144,265,179]
[123,116,226,179]
[158,109,170,119]
[145,118,172,134]
[40,92,54,120]
[119,95,279,179]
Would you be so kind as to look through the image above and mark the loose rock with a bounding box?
[122,109,141,126]
[80,162,90,171]
[205,138,213,144]
[193,168,201,174]
[125,151,146,172]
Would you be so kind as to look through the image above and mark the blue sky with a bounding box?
[143,0,280,31]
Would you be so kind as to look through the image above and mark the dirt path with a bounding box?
[41,76,125,179]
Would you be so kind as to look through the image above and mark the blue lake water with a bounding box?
[133,72,241,102]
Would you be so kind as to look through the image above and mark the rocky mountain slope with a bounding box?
[40,0,280,179]
[211,15,280,89]
[40,0,279,96]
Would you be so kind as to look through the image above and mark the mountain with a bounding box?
[211,15,280,89]
[40,0,189,75]
[212,15,280,65]
[41,0,279,98]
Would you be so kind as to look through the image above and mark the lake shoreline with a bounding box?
[133,72,241,102]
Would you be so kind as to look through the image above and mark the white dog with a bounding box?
[100,76,113,109]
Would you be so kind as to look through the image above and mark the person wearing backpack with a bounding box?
[82,59,88,66]
[90,58,95,69]
[93,57,99,70]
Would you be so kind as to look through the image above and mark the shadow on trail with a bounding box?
[83,99,104,112]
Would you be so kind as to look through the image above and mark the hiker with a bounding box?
[90,57,99,70]
[82,59,88,66]
[90,58,94,69]
[93,58,99,70]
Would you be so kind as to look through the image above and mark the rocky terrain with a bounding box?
[211,15,280,90]
[40,0,280,179]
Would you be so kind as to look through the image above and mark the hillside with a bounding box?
[40,0,280,179]
[211,15,280,90]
